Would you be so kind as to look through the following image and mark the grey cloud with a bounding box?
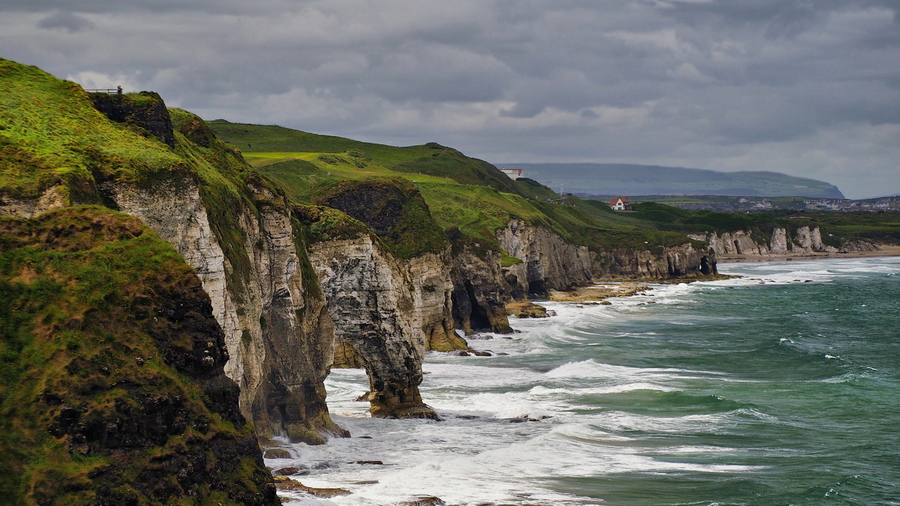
[37,11,93,32]
[1,0,312,15]
[2,0,900,197]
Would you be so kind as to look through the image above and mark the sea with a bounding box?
[274,257,900,506]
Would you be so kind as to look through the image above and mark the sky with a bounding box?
[2,1,899,199]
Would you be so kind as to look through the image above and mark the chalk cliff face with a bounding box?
[592,243,717,279]
[692,226,879,258]
[103,174,343,444]
[307,232,438,419]
[497,219,594,295]
[0,61,725,458]
[449,236,516,335]
[496,219,716,282]
[0,184,69,218]
[450,221,716,333]
[408,251,469,352]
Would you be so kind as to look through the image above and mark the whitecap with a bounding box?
[543,359,723,383]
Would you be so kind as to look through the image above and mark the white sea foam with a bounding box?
[529,382,676,397]
[544,359,725,383]
[281,257,900,505]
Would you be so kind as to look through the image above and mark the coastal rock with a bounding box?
[308,233,438,419]
[408,251,469,352]
[703,230,768,256]
[0,184,68,218]
[794,226,839,254]
[770,227,789,254]
[549,282,651,301]
[311,179,467,354]
[506,301,551,318]
[450,239,516,334]
[264,448,292,459]
[333,338,366,368]
[593,242,717,279]
[103,174,345,443]
[497,219,594,295]
[274,476,351,497]
[399,496,447,506]
[840,239,881,253]
[693,226,872,259]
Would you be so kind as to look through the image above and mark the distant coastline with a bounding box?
[717,244,900,264]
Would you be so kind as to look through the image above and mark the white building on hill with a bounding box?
[500,168,523,180]
[609,197,632,211]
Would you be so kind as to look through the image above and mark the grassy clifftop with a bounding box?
[312,178,445,259]
[0,59,185,202]
[0,58,289,505]
[211,121,898,252]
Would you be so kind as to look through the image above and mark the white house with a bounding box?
[609,197,632,211]
[500,168,523,180]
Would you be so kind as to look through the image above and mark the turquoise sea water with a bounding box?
[278,257,900,505]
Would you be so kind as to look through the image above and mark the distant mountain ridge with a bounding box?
[499,163,845,199]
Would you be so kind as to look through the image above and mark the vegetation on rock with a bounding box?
[314,178,445,259]
[0,207,277,506]
[0,59,185,202]
[3,54,897,505]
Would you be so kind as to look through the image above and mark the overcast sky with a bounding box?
[3,1,899,198]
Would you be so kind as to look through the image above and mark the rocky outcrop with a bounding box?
[0,184,69,218]
[497,219,594,295]
[592,242,717,280]
[451,222,716,331]
[310,179,467,352]
[408,252,469,352]
[449,235,516,335]
[89,91,176,147]
[699,230,770,257]
[307,232,438,419]
[692,226,878,259]
[793,226,837,254]
[102,174,344,444]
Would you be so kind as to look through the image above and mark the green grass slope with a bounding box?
[0,57,299,303]
[208,121,706,255]
[211,121,523,195]
[217,119,898,253]
[0,59,186,202]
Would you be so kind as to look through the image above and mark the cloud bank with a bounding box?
[2,0,899,198]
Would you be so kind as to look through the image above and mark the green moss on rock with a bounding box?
[0,207,278,506]
[312,178,445,259]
